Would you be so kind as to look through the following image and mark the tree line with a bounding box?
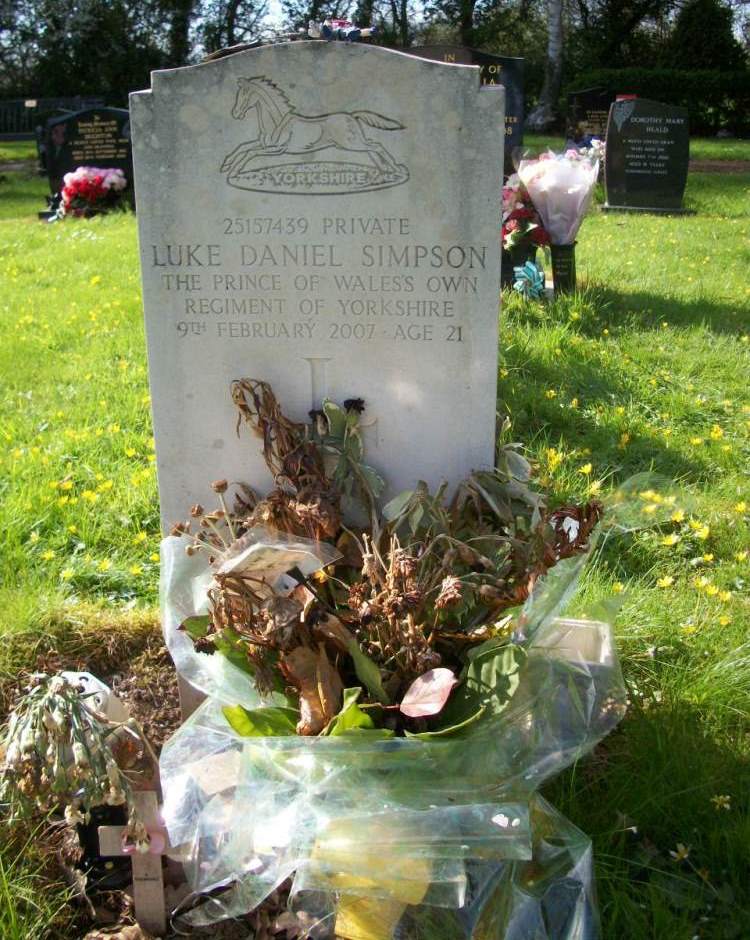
[0,0,747,125]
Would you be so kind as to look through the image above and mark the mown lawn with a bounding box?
[0,144,748,938]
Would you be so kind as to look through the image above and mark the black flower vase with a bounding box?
[550,243,577,295]
[502,243,537,288]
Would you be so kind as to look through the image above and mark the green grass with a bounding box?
[0,149,749,936]
[0,140,37,162]
[525,132,750,162]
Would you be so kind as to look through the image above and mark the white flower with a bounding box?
[72,742,89,767]
[64,803,85,827]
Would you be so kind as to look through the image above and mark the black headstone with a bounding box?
[406,45,524,167]
[44,107,132,195]
[604,98,690,212]
[565,86,614,143]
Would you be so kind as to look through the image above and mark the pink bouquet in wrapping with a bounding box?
[60,166,128,218]
[517,151,599,246]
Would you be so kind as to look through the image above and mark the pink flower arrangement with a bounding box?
[60,166,127,218]
[502,173,549,252]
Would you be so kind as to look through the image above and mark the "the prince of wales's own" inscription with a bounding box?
[130,43,505,530]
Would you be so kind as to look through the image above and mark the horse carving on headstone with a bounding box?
[220,77,409,187]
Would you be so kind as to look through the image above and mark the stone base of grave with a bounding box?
[601,204,696,215]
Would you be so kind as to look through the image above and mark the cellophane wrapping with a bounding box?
[158,506,638,939]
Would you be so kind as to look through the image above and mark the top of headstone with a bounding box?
[130,42,505,531]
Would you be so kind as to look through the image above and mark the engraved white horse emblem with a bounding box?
[220,77,409,194]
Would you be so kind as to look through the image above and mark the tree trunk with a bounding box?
[167,0,195,67]
[459,0,476,47]
[526,0,563,130]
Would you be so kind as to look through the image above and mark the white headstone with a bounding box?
[130,43,504,530]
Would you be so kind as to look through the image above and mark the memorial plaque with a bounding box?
[565,86,614,143]
[407,45,523,164]
[604,98,689,212]
[130,43,505,530]
[45,107,132,194]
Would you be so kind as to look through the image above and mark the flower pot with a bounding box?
[501,243,537,287]
[550,243,577,295]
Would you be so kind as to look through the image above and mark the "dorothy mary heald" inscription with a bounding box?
[221,77,409,195]
[130,42,505,530]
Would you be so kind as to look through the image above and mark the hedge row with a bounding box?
[568,69,750,135]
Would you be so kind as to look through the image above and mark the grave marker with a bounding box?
[604,98,690,212]
[565,86,614,143]
[130,43,505,531]
[45,107,132,194]
[407,45,523,165]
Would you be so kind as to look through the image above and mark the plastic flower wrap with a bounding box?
[60,166,128,217]
[151,381,680,938]
[502,173,549,252]
[517,151,599,246]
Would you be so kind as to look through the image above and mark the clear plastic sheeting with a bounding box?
[158,521,630,939]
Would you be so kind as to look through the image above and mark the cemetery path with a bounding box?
[689,159,750,173]
[0,159,35,172]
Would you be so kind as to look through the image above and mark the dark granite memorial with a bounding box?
[44,107,132,195]
[406,45,523,165]
[604,98,690,213]
[565,86,614,143]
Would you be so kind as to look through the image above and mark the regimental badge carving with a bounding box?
[220,77,409,195]
[612,99,636,132]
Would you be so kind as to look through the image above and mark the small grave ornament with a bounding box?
[512,260,545,299]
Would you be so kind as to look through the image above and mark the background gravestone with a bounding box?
[45,107,132,194]
[406,45,523,168]
[604,98,690,212]
[130,43,505,531]
[565,86,615,143]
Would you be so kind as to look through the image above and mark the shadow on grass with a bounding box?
[501,336,717,486]
[544,700,750,938]
[509,283,749,339]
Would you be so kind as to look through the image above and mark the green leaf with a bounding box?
[180,614,211,641]
[222,704,298,737]
[323,400,347,439]
[213,627,255,676]
[347,640,390,704]
[382,490,414,522]
[404,707,487,740]
[359,464,385,498]
[428,643,526,736]
[325,688,376,735]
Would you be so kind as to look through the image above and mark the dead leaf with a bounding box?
[399,668,458,718]
[312,612,354,653]
[83,925,154,940]
[280,645,342,735]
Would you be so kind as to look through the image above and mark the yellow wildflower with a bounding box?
[710,795,731,811]
[735,551,748,562]
[656,575,674,588]
[129,565,143,576]
[662,533,680,547]
[41,550,55,561]
[612,582,624,594]
[670,843,690,862]
[734,501,747,514]
[82,490,99,503]
[579,463,593,476]
[97,559,112,572]
[718,615,731,626]
[709,425,724,440]
[61,568,74,580]
[719,590,732,603]
[689,437,703,446]
[545,389,557,400]
[671,509,685,523]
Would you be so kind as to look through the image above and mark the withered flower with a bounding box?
[435,575,463,610]
[211,479,228,493]
[190,503,204,517]
[343,398,366,414]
